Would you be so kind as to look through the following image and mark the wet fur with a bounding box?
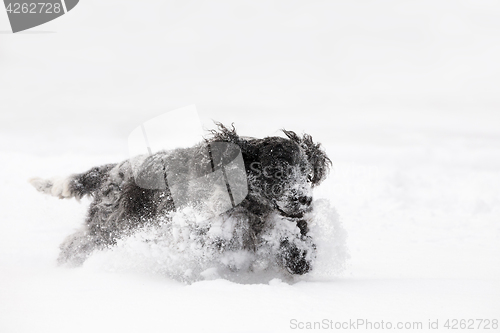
[30,123,331,274]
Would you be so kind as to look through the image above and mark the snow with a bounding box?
[73,199,345,283]
[1,0,500,332]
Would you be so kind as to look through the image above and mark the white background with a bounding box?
[1,1,499,332]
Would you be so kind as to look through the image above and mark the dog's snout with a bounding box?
[297,196,312,206]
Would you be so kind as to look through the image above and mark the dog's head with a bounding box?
[208,123,331,219]
[248,130,331,218]
[281,130,331,187]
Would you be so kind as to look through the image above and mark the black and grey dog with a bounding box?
[30,124,331,275]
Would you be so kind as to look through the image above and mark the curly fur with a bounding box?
[30,123,331,275]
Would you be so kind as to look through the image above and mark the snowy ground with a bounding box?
[1,1,499,332]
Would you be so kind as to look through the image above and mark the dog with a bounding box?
[30,123,331,275]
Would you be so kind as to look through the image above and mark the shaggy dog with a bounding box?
[30,124,331,275]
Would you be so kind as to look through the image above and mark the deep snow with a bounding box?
[1,0,500,332]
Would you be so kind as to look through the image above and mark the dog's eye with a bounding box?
[307,174,313,183]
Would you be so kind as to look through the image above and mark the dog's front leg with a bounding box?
[277,219,316,275]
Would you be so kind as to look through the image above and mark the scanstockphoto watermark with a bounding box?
[249,161,310,197]
[290,319,423,330]
[3,0,79,33]
[289,318,499,330]
[128,105,248,220]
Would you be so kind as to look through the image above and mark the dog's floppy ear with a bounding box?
[282,130,331,186]
[208,122,241,144]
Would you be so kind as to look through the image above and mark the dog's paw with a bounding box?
[278,238,314,275]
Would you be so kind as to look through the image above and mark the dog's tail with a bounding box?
[29,163,117,200]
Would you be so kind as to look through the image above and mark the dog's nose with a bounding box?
[298,196,312,206]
